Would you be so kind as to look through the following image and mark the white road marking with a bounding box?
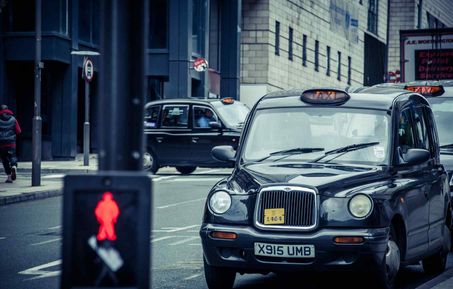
[198,169,222,174]
[189,243,202,246]
[152,176,174,182]
[47,226,61,230]
[156,198,205,209]
[171,177,220,182]
[160,225,199,232]
[18,259,61,281]
[169,237,199,246]
[151,236,174,243]
[184,273,202,280]
[42,174,65,179]
[30,238,62,246]
[0,237,6,240]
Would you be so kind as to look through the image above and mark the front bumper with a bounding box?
[200,224,388,273]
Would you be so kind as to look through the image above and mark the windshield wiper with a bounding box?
[440,143,453,149]
[312,142,380,163]
[254,147,325,163]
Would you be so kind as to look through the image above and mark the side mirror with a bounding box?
[402,148,430,165]
[209,121,221,129]
[212,145,236,163]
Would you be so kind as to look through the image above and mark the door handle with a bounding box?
[192,137,199,143]
[156,137,163,143]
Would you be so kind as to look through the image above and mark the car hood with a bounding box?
[229,162,389,197]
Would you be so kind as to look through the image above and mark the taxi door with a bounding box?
[153,104,192,166]
[190,105,234,166]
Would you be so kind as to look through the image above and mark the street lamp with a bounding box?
[71,50,100,166]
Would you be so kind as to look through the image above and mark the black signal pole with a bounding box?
[99,0,147,171]
[32,0,42,186]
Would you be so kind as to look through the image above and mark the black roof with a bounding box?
[256,88,413,111]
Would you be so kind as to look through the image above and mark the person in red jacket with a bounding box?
[0,105,21,183]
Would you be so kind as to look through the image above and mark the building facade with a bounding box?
[240,0,389,107]
[0,0,241,160]
[387,0,453,79]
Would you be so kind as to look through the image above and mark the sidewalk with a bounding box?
[0,154,98,206]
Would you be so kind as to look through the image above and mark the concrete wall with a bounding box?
[240,0,388,106]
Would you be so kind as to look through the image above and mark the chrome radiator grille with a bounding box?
[256,187,317,230]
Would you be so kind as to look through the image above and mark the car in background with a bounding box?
[200,88,451,289]
[372,81,453,189]
[143,97,249,174]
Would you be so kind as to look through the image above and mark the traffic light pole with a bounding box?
[32,0,42,186]
[84,62,90,166]
[98,0,146,171]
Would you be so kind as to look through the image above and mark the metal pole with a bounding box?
[83,58,90,166]
[32,0,42,186]
[99,0,146,171]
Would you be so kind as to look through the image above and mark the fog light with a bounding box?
[211,231,237,240]
[334,236,364,244]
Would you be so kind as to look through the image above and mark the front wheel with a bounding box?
[203,258,236,289]
[176,166,196,175]
[374,226,400,289]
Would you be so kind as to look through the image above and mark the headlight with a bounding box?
[209,191,232,214]
[348,194,373,218]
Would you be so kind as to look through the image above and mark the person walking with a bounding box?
[0,105,21,183]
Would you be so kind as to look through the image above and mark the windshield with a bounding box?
[242,107,390,165]
[213,101,250,127]
[427,97,453,147]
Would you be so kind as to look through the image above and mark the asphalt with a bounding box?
[1,154,453,289]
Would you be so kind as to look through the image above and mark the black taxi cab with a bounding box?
[143,97,249,174]
[373,81,453,190]
[200,88,452,289]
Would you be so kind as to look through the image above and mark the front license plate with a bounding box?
[254,242,315,258]
[264,208,285,224]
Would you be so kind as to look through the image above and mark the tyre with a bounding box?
[176,166,196,175]
[203,258,236,289]
[374,226,401,289]
[143,149,159,174]
[422,225,450,274]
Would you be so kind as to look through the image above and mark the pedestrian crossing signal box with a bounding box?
[61,172,151,289]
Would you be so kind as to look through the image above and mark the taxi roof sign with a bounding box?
[404,85,445,97]
[301,89,350,105]
[221,97,235,104]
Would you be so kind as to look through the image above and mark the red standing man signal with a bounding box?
[95,192,120,241]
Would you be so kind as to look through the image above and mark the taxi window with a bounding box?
[398,109,415,154]
[144,105,160,128]
[193,106,219,128]
[161,105,189,128]
[413,107,430,151]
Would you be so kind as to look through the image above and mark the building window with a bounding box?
[337,51,342,81]
[209,0,221,71]
[326,46,331,76]
[314,40,319,71]
[150,0,168,49]
[42,0,68,34]
[288,27,293,61]
[4,0,35,32]
[427,12,446,29]
[275,21,280,56]
[347,56,352,84]
[79,0,100,45]
[302,34,307,66]
[367,0,378,35]
[192,0,205,55]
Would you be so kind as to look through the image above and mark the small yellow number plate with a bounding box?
[264,208,285,225]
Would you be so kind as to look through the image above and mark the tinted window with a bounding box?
[144,105,160,128]
[193,106,218,128]
[161,105,189,128]
[398,109,415,154]
[413,107,430,151]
